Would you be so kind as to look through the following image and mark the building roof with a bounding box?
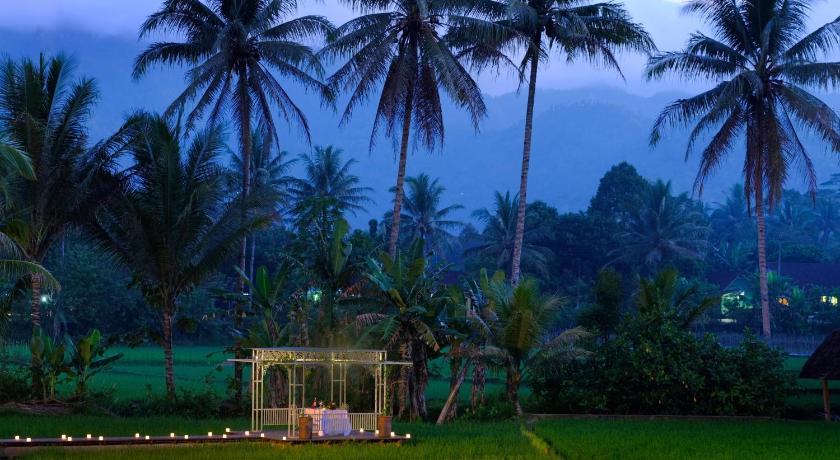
[800,330,840,380]
[711,263,840,291]
[780,263,840,287]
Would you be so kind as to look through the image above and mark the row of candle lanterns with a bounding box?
[11,427,410,443]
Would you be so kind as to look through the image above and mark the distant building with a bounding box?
[709,263,840,321]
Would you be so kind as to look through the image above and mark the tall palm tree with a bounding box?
[386,173,463,255]
[469,191,549,276]
[134,0,332,396]
[646,0,840,336]
[91,114,271,396]
[320,0,487,257]
[612,180,708,271]
[449,0,654,283]
[0,54,124,332]
[289,145,373,230]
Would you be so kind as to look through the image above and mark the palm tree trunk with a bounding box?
[249,233,257,286]
[446,357,461,418]
[471,361,485,408]
[510,41,540,284]
[162,306,176,397]
[30,272,42,328]
[234,73,252,405]
[30,272,43,395]
[506,364,523,416]
[755,184,772,337]
[398,344,411,419]
[388,91,414,258]
[437,360,469,425]
[411,343,429,419]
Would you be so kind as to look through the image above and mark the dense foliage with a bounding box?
[531,273,795,416]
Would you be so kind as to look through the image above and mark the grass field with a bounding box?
[3,415,839,459]
[4,345,508,403]
[2,346,839,458]
[534,419,840,460]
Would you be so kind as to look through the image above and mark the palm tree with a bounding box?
[301,217,362,347]
[227,127,296,279]
[449,0,654,283]
[711,184,754,245]
[320,0,487,257]
[386,173,463,255]
[0,137,58,345]
[91,114,271,396]
[358,239,447,419]
[612,180,708,271]
[813,194,839,247]
[134,0,333,395]
[289,145,373,230]
[436,269,500,424]
[487,276,584,415]
[469,191,549,276]
[646,0,840,336]
[636,268,718,330]
[0,54,123,332]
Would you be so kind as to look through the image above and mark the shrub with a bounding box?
[530,325,794,417]
[0,365,30,403]
[112,387,229,418]
[461,393,517,421]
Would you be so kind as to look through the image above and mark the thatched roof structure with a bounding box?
[800,330,840,380]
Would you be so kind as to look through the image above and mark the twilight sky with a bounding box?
[1,0,836,96]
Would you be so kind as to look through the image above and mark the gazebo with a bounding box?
[234,347,411,436]
[800,330,840,421]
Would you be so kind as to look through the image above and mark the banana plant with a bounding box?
[66,329,123,397]
[30,328,69,401]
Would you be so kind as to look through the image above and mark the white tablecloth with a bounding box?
[303,408,351,436]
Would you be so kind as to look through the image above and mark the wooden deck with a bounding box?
[0,430,409,455]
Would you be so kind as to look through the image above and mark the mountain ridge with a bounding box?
[2,28,839,227]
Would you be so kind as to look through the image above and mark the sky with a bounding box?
[0,0,835,96]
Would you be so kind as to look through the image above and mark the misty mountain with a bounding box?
[3,28,840,227]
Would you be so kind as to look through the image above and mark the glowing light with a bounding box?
[26,438,31,443]
[375,430,379,435]
[222,434,228,439]
[390,432,395,437]
[67,437,73,442]
[260,433,265,438]
[99,436,104,441]
[245,431,250,436]
[170,433,175,438]
[86,434,92,439]
[282,436,287,441]
[61,435,67,440]
[406,433,411,439]
[14,436,19,440]
[318,430,324,437]
[145,436,150,440]
[184,435,189,440]
[359,429,364,433]
[134,433,140,438]
[207,432,213,437]
[225,428,230,433]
